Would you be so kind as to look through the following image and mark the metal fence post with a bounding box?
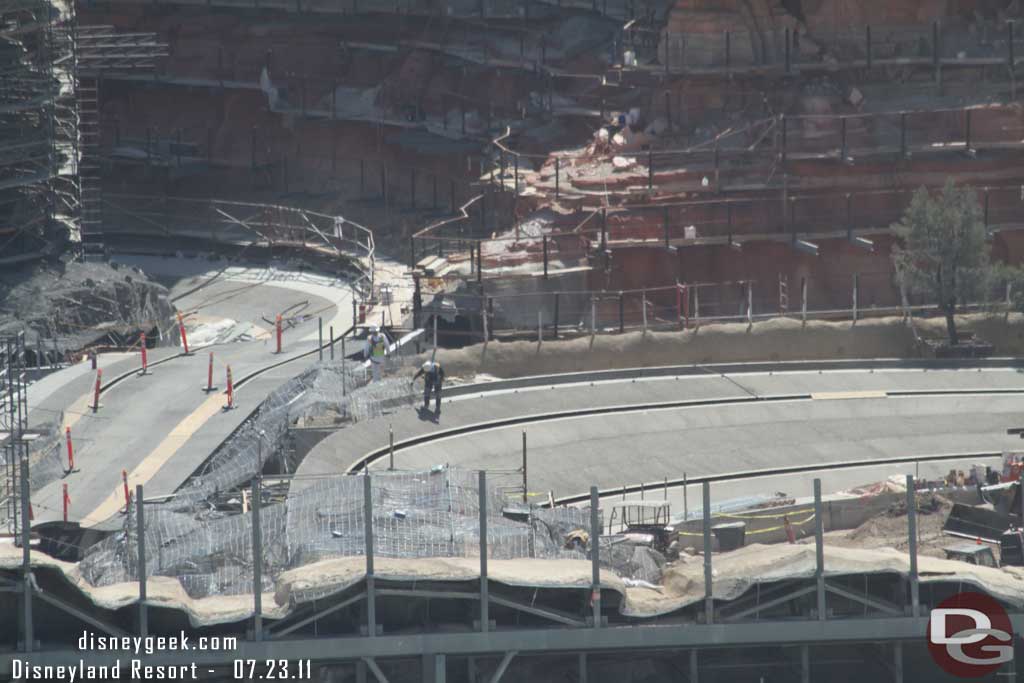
[543,236,549,279]
[702,481,713,623]
[801,277,808,324]
[852,274,859,323]
[252,476,263,640]
[746,282,753,324]
[389,424,395,470]
[553,292,560,338]
[364,475,377,636]
[554,158,560,199]
[866,25,872,69]
[522,431,528,503]
[318,317,323,361]
[906,474,920,617]
[136,484,148,638]
[814,479,826,620]
[330,326,335,361]
[618,292,625,333]
[590,486,601,627]
[20,455,32,652]
[479,470,489,632]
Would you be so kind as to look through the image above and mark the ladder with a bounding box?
[77,77,104,257]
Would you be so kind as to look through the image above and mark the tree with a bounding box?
[891,180,995,345]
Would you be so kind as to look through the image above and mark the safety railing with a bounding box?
[414,275,1015,343]
[638,19,1023,75]
[101,194,377,297]
[489,104,1024,199]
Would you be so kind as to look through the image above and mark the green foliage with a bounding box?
[891,180,996,343]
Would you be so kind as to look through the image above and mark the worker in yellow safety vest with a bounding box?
[364,326,388,382]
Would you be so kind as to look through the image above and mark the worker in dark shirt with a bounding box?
[412,359,445,415]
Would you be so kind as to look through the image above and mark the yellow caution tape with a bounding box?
[711,508,814,521]
[676,512,816,537]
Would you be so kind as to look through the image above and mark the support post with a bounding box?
[318,318,323,361]
[689,650,699,683]
[389,425,395,471]
[814,478,826,620]
[840,116,847,162]
[553,293,560,338]
[866,25,872,69]
[746,282,753,324]
[801,277,808,324]
[965,108,972,153]
[785,27,791,73]
[852,274,859,323]
[364,475,376,636]
[648,150,653,189]
[933,20,940,84]
[252,476,263,640]
[543,236,549,279]
[578,653,588,683]
[618,292,624,333]
[906,474,920,617]
[330,326,335,361]
[702,481,713,623]
[136,484,147,638]
[554,158,560,199]
[20,455,32,652]
[590,486,601,627]
[479,470,489,632]
[521,431,528,503]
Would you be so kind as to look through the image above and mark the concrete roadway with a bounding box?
[28,264,356,528]
[292,367,1024,512]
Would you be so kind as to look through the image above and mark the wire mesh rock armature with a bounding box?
[80,467,591,601]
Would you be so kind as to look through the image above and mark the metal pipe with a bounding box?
[364,475,376,636]
[318,318,323,361]
[389,425,395,471]
[814,478,826,620]
[590,486,601,628]
[20,454,32,652]
[702,481,713,623]
[906,474,919,617]
[252,476,263,640]
[479,470,489,632]
[522,431,528,503]
[136,484,147,638]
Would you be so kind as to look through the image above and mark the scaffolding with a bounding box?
[0,0,75,262]
[0,1,166,263]
[1,334,28,537]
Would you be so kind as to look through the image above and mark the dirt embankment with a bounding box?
[0,258,176,354]
[427,313,1024,379]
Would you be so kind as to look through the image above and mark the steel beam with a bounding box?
[487,651,516,683]
[10,616,1024,674]
[365,475,377,636]
[702,481,713,623]
[590,486,601,627]
[479,470,489,632]
[814,479,826,620]
[906,475,919,617]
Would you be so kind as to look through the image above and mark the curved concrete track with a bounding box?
[27,262,356,528]
[293,363,1024,512]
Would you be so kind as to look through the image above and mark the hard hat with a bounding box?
[370,325,379,334]
[422,360,435,371]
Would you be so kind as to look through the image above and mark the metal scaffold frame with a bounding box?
[1,334,28,537]
[0,0,166,263]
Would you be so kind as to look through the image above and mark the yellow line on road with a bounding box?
[82,392,227,527]
[810,390,888,401]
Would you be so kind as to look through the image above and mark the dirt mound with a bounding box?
[425,313,1024,379]
[0,258,176,353]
